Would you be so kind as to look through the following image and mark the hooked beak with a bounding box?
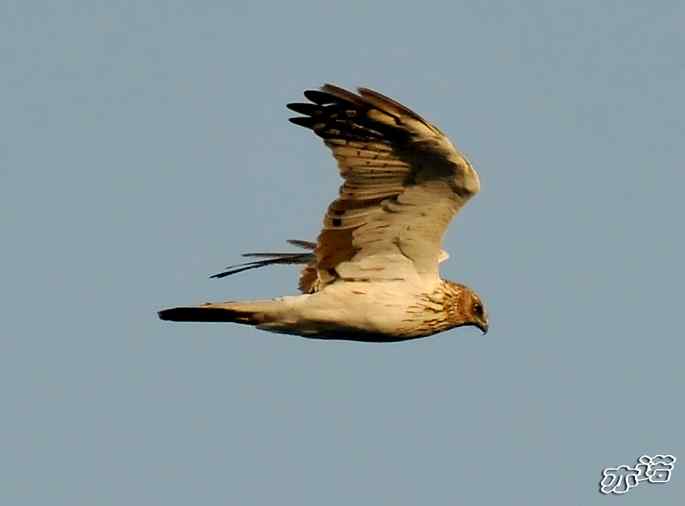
[477,321,489,335]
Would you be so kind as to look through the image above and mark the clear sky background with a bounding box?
[3,1,684,504]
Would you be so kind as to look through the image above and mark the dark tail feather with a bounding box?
[159,306,247,322]
[158,300,283,324]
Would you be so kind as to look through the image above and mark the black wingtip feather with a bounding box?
[303,89,337,105]
[320,84,367,105]
[286,103,321,115]
[289,116,318,128]
[287,239,317,250]
[210,252,313,279]
[210,264,263,278]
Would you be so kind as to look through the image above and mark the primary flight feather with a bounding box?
[159,84,488,341]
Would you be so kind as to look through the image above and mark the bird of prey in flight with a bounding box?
[159,84,488,341]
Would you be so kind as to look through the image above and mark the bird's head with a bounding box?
[467,291,489,335]
[443,281,489,335]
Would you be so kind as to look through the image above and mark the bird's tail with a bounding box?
[158,299,291,325]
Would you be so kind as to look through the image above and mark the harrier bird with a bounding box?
[159,84,488,341]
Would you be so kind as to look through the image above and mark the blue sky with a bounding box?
[3,1,684,504]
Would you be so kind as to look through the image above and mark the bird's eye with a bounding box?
[473,302,483,315]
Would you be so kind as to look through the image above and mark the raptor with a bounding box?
[159,84,488,341]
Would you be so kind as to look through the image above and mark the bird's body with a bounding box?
[159,84,488,341]
[162,276,478,342]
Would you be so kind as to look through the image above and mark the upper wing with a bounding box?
[288,84,481,292]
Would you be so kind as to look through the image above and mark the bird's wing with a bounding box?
[288,84,480,292]
[210,240,315,280]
